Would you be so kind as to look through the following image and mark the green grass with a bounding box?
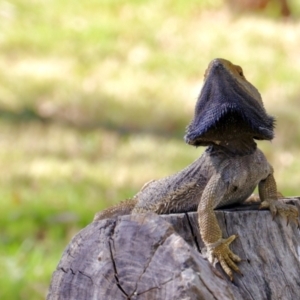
[1,0,300,298]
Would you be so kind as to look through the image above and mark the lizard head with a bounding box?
[184,58,275,154]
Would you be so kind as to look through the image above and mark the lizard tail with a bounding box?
[93,198,137,222]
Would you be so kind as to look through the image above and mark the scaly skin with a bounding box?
[94,59,299,281]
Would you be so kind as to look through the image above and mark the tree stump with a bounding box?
[47,198,300,300]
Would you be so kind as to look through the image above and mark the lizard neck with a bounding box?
[207,137,257,157]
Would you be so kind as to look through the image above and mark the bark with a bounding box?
[48,198,300,300]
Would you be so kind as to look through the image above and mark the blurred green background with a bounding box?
[1,0,300,298]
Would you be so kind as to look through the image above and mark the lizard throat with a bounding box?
[209,138,257,156]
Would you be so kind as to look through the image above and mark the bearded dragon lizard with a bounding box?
[94,58,299,280]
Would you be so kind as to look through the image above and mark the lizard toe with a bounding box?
[219,259,234,281]
[208,235,242,281]
[228,249,242,263]
[218,249,242,281]
[267,201,299,227]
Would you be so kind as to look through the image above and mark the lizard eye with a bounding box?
[204,67,209,79]
[236,66,244,77]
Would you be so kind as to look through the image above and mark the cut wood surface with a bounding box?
[47,198,300,300]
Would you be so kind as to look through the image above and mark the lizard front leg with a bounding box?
[198,175,241,281]
[259,172,299,227]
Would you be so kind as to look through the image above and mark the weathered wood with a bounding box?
[48,198,300,300]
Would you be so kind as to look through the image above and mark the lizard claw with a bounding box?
[206,235,241,281]
[260,200,299,227]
